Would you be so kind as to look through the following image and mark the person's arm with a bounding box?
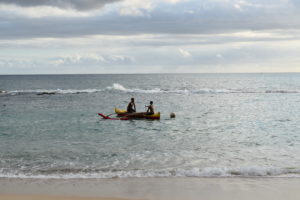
[133,103,136,111]
[146,105,150,113]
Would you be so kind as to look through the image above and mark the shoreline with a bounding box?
[1,177,300,200]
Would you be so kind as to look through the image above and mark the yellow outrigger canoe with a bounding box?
[115,108,160,120]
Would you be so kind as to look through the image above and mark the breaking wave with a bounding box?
[1,166,300,179]
[2,83,299,96]
[5,88,104,96]
[106,83,163,94]
[265,90,299,93]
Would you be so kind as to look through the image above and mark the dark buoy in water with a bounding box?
[170,112,176,118]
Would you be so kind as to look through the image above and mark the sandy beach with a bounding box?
[1,177,300,200]
[0,195,131,200]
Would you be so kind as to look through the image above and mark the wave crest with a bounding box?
[106,83,163,93]
[5,89,103,96]
[1,166,300,179]
[2,83,299,96]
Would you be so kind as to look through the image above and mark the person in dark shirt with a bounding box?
[127,98,136,113]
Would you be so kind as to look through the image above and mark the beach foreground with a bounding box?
[1,177,300,200]
[0,195,129,200]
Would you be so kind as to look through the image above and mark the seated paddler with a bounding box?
[145,101,154,115]
[127,98,136,113]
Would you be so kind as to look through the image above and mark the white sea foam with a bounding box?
[265,90,299,93]
[1,167,300,179]
[105,84,249,94]
[105,83,163,94]
[7,88,103,95]
[3,83,300,96]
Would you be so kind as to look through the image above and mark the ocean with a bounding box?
[0,73,300,179]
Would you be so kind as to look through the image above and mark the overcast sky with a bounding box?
[0,0,300,74]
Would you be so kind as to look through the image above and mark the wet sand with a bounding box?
[1,177,300,200]
[0,195,132,200]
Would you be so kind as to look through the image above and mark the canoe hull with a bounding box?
[115,108,160,119]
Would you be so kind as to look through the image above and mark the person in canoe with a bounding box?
[127,98,136,113]
[145,101,154,115]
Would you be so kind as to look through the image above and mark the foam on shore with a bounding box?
[1,166,300,179]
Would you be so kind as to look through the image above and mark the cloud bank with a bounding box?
[1,0,300,38]
[0,0,121,11]
[0,0,300,74]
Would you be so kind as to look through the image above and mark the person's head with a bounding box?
[131,98,134,102]
[150,101,153,105]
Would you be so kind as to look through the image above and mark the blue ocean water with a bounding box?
[0,73,300,178]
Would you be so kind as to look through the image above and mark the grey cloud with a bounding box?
[290,0,300,6]
[128,32,300,48]
[50,54,134,66]
[0,54,135,74]
[0,0,121,10]
[1,0,300,39]
[1,38,299,74]
[1,12,300,40]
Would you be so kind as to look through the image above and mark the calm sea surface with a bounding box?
[0,73,300,178]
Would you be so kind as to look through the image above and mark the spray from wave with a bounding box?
[106,83,163,93]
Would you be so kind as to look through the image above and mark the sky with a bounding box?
[0,0,300,74]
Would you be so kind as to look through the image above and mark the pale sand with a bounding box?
[0,195,133,200]
[1,177,300,200]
